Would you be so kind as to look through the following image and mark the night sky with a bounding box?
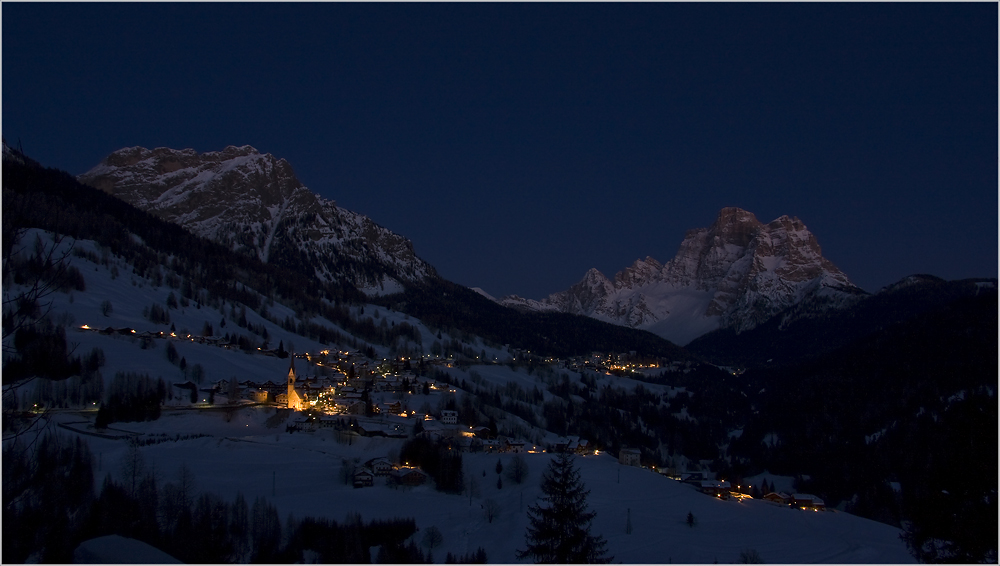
[3,3,996,299]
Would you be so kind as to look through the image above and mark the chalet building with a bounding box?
[618,448,641,467]
[792,494,825,510]
[288,415,314,432]
[764,492,793,505]
[699,480,732,497]
[378,401,403,415]
[357,422,407,438]
[440,410,458,425]
[247,389,269,403]
[680,471,709,484]
[353,469,374,488]
[365,458,394,476]
[392,467,428,486]
[336,400,366,415]
[504,438,525,453]
[553,436,590,454]
[472,426,495,439]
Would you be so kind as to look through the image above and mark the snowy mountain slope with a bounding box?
[0,227,928,564]
[4,228,506,411]
[78,145,435,290]
[500,207,866,345]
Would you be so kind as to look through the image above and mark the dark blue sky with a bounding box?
[4,3,996,298]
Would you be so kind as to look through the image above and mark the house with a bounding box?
[353,469,374,488]
[699,480,732,497]
[340,400,366,415]
[288,415,314,432]
[247,389,269,403]
[356,423,385,437]
[618,448,641,467]
[680,471,708,484]
[440,410,458,425]
[392,467,429,486]
[764,492,793,505]
[378,401,403,415]
[504,438,525,453]
[472,426,494,439]
[365,457,394,476]
[792,494,825,510]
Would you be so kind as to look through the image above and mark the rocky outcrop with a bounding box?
[78,145,434,291]
[500,207,865,345]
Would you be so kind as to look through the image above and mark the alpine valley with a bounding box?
[3,143,996,564]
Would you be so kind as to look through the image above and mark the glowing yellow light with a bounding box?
[82,324,90,329]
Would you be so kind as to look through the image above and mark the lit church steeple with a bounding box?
[286,353,303,410]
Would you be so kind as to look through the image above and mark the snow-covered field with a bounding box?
[61,408,913,564]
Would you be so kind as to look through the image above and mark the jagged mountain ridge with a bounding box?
[78,145,435,293]
[501,207,866,345]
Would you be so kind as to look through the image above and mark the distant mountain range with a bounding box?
[78,145,434,295]
[500,207,865,345]
[77,145,982,354]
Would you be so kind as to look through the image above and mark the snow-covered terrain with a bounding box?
[55,407,913,564]
[5,227,914,563]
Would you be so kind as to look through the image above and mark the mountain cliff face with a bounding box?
[501,207,865,345]
[78,145,434,293]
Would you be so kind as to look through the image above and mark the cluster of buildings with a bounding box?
[617,448,827,511]
[351,457,430,489]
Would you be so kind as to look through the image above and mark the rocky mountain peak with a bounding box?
[78,145,434,292]
[702,207,760,252]
[500,207,864,344]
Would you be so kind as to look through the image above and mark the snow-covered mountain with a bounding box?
[78,145,435,294]
[501,207,865,345]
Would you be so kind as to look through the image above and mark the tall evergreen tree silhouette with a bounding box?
[517,452,611,563]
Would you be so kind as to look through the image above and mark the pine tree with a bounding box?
[517,452,612,563]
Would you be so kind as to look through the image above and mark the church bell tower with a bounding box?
[286,353,302,410]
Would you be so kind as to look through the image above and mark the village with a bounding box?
[74,323,825,510]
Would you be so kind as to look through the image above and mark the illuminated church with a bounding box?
[285,354,304,410]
